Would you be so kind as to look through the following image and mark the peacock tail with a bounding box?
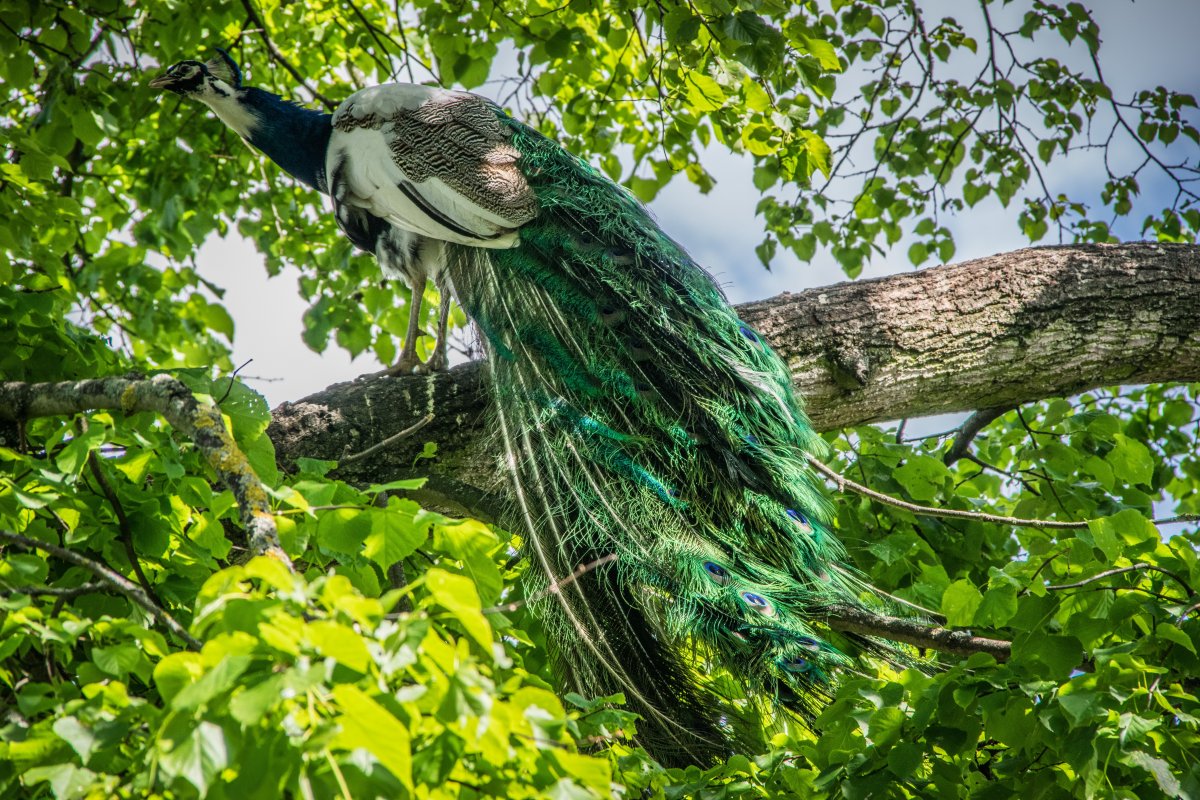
[448,115,887,763]
[150,53,900,764]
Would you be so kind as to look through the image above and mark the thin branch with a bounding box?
[0,581,107,599]
[943,406,1011,465]
[0,529,200,649]
[238,0,337,110]
[339,413,434,466]
[807,453,1089,529]
[87,450,162,607]
[217,359,253,404]
[1045,563,1196,597]
[484,554,619,614]
[809,454,1193,533]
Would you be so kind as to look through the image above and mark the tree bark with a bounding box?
[268,242,1200,516]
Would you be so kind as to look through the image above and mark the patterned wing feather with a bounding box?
[328,85,537,246]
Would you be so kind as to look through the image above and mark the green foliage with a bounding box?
[1,0,1198,797]
[3,384,1199,795]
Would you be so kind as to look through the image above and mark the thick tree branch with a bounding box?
[262,242,1200,659]
[269,243,1200,520]
[0,375,289,564]
[819,603,1012,660]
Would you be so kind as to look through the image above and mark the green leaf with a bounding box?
[975,583,1018,626]
[1057,684,1106,727]
[663,7,701,44]
[1089,509,1157,560]
[743,78,771,112]
[154,652,205,705]
[363,502,427,571]
[1105,433,1154,486]
[1014,633,1083,677]
[52,717,101,764]
[942,579,983,626]
[331,685,413,790]
[308,621,372,673]
[685,71,726,112]
[92,643,148,681]
[893,455,952,502]
[0,553,49,586]
[158,720,231,796]
[425,568,492,652]
[172,655,252,711]
[317,507,372,555]
[1126,750,1182,796]
[21,763,98,799]
[433,519,503,604]
[741,123,778,156]
[803,36,842,71]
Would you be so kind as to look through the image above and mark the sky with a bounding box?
[194,0,1200,411]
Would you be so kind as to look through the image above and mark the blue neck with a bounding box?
[240,88,333,194]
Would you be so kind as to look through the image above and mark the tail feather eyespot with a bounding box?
[786,508,813,533]
[741,591,774,616]
[780,656,813,674]
[703,561,731,585]
[795,636,822,652]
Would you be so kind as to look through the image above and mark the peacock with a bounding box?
[152,50,898,765]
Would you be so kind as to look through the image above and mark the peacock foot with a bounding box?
[383,350,448,376]
[424,344,449,372]
[385,350,425,377]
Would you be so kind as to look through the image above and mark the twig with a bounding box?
[0,376,289,564]
[808,454,1194,531]
[807,453,1089,529]
[1045,563,1196,597]
[818,602,1012,660]
[218,359,253,404]
[0,581,107,599]
[0,529,200,649]
[484,554,619,614]
[943,406,1011,465]
[1155,514,1200,526]
[338,413,434,466]
[238,0,337,110]
[87,451,162,607]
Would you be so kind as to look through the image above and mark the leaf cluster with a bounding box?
[1,0,1198,797]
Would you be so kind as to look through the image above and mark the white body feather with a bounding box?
[326,84,523,249]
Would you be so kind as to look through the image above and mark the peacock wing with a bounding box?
[326,83,539,247]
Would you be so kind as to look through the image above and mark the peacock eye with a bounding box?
[781,656,811,673]
[741,591,774,615]
[795,636,821,652]
[703,561,730,585]
[786,508,813,533]
[738,325,759,342]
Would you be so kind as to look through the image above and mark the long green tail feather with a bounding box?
[447,112,896,764]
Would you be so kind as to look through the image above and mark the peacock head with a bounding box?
[149,49,242,99]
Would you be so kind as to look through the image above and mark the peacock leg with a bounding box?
[389,272,426,376]
[424,287,451,372]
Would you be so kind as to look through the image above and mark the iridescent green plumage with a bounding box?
[155,55,894,763]
[449,116,888,763]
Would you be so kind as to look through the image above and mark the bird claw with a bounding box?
[378,345,448,377]
[385,354,425,377]
[424,347,449,372]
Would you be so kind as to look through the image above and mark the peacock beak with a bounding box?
[148,74,175,90]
